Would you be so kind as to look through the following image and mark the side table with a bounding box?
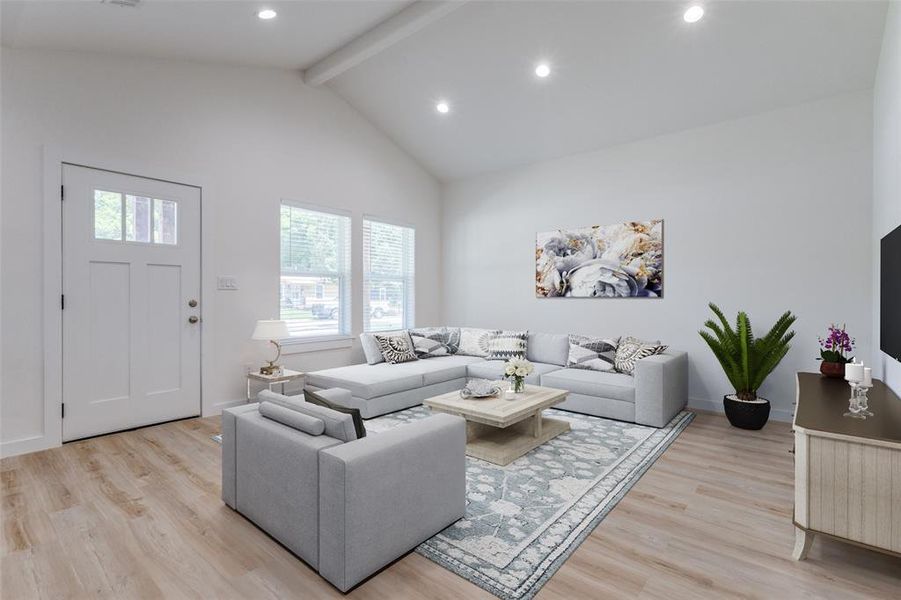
[246,369,304,402]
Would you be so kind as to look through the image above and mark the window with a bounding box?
[93,189,177,245]
[280,203,351,339]
[363,219,415,332]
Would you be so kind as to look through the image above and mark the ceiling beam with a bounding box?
[302,1,466,86]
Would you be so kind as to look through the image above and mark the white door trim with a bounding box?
[0,144,208,458]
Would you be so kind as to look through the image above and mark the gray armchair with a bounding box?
[221,389,466,592]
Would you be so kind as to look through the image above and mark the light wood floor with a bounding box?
[2,412,899,599]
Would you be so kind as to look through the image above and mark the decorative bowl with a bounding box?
[460,379,502,399]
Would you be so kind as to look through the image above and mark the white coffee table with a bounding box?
[423,384,570,466]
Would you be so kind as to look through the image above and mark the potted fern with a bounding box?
[699,303,797,430]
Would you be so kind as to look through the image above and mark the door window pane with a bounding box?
[153,199,178,245]
[125,195,152,243]
[94,190,123,240]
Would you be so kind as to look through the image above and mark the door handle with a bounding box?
[188,316,200,324]
[188,299,198,308]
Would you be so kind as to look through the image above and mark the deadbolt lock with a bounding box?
[188,299,198,308]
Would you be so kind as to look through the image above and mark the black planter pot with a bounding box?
[723,395,770,430]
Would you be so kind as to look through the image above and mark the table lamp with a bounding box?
[252,319,290,375]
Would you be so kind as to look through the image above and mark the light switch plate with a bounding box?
[217,276,239,290]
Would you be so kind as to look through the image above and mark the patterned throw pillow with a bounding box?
[486,330,529,360]
[408,327,451,358]
[614,336,667,375]
[567,334,619,372]
[304,388,366,439]
[457,328,500,357]
[444,327,461,354]
[373,332,418,364]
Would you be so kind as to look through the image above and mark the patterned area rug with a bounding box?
[367,407,694,600]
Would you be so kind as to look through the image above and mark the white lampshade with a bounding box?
[252,319,289,341]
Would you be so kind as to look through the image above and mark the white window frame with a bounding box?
[279,200,352,347]
[363,216,415,333]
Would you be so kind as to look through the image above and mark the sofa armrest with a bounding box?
[220,403,260,508]
[634,351,688,427]
[318,413,466,592]
[312,387,353,406]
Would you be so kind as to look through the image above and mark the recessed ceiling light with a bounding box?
[534,63,551,78]
[257,9,277,20]
[683,5,704,23]
[436,101,450,114]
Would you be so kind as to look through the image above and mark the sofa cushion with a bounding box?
[466,360,560,384]
[567,334,619,372]
[259,401,325,436]
[457,327,500,357]
[445,327,461,354]
[486,330,528,360]
[408,327,451,358]
[360,332,387,365]
[540,369,636,403]
[361,330,411,364]
[614,336,668,375]
[305,364,424,400]
[258,390,358,442]
[373,332,418,364]
[371,355,483,386]
[430,354,484,367]
[526,332,569,366]
[305,388,366,439]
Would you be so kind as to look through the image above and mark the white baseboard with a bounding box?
[687,397,793,423]
[204,399,247,418]
[3,400,246,456]
[0,434,56,459]
[2,397,792,458]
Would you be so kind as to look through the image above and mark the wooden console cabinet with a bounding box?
[792,372,901,559]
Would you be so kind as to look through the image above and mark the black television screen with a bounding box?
[882,224,901,361]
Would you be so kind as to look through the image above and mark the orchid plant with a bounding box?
[817,324,855,364]
[504,357,534,393]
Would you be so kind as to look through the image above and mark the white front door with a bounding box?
[62,164,201,441]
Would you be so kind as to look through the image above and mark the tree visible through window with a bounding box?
[363,219,415,332]
[280,203,351,338]
[93,190,177,245]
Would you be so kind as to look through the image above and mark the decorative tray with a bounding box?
[460,378,503,399]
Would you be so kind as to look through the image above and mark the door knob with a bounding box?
[188,316,199,324]
[188,299,198,308]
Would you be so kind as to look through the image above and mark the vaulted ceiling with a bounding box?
[2,1,888,180]
[0,0,410,69]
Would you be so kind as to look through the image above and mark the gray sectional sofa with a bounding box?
[222,389,466,592]
[306,330,688,428]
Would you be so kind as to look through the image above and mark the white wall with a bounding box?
[873,2,901,395]
[442,92,874,421]
[0,48,442,455]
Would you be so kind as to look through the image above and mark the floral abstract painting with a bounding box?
[536,220,663,298]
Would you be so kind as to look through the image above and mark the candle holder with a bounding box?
[856,383,874,417]
[844,382,865,418]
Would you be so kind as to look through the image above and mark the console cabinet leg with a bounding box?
[792,526,814,560]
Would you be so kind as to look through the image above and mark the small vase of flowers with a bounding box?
[817,324,855,378]
[504,357,533,393]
